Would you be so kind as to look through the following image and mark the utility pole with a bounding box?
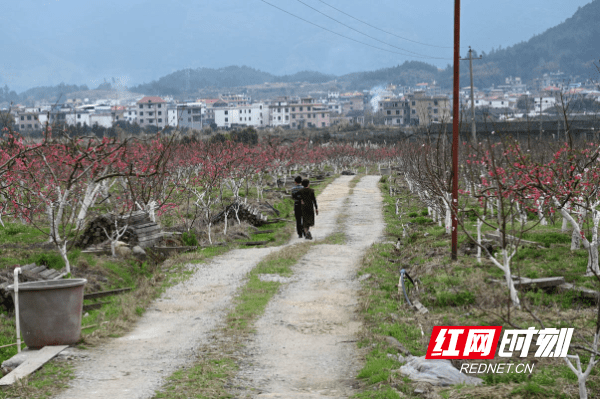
[460,47,482,143]
[539,96,543,140]
[451,0,461,261]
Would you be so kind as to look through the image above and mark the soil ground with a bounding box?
[52,175,384,399]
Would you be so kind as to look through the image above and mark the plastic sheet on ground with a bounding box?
[399,356,483,386]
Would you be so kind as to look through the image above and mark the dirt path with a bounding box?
[231,176,384,398]
[54,175,371,399]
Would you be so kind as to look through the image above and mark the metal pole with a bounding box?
[468,49,476,142]
[452,0,461,261]
[14,267,22,353]
[460,47,482,143]
[539,96,543,140]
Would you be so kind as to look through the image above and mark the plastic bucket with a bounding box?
[8,279,87,348]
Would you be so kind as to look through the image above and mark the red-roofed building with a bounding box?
[137,96,167,128]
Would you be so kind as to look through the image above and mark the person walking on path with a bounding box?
[293,179,318,240]
[291,176,304,238]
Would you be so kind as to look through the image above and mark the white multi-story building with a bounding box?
[268,99,290,127]
[326,101,342,114]
[167,106,177,127]
[65,111,91,127]
[90,114,113,128]
[534,96,557,112]
[466,98,513,109]
[124,106,137,123]
[214,103,266,129]
[175,102,206,129]
[137,96,167,129]
[220,94,251,106]
[214,108,237,129]
[15,107,43,131]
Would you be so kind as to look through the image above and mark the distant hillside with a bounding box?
[453,0,600,87]
[63,89,144,103]
[125,61,443,96]
[129,66,335,96]
[11,83,89,105]
[340,61,442,90]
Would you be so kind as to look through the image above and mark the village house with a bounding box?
[289,97,330,129]
[123,105,137,123]
[534,96,557,112]
[378,99,409,126]
[14,107,43,131]
[136,96,167,129]
[174,102,206,129]
[268,97,291,127]
[406,92,451,126]
[214,102,266,129]
[326,101,342,114]
[466,98,513,109]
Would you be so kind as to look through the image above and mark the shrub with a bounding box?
[434,291,476,307]
[413,216,433,225]
[28,253,64,270]
[522,232,571,248]
[182,232,199,247]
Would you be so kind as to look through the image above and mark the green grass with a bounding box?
[228,242,312,329]
[0,222,47,246]
[354,176,600,398]
[357,348,402,384]
[0,360,74,399]
[320,231,347,245]
[228,276,280,330]
[154,358,235,399]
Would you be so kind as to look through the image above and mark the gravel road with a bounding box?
[52,175,383,399]
[231,175,384,398]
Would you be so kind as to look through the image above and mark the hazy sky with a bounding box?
[0,0,593,91]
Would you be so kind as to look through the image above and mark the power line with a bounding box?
[295,0,447,59]
[316,0,453,49]
[258,0,450,61]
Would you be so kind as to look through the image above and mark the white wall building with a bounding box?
[534,96,557,112]
[268,101,290,127]
[124,106,137,123]
[90,114,113,128]
[326,101,342,114]
[65,111,91,127]
[215,102,266,128]
[176,102,206,129]
[167,107,178,127]
[466,98,513,109]
[215,108,238,129]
